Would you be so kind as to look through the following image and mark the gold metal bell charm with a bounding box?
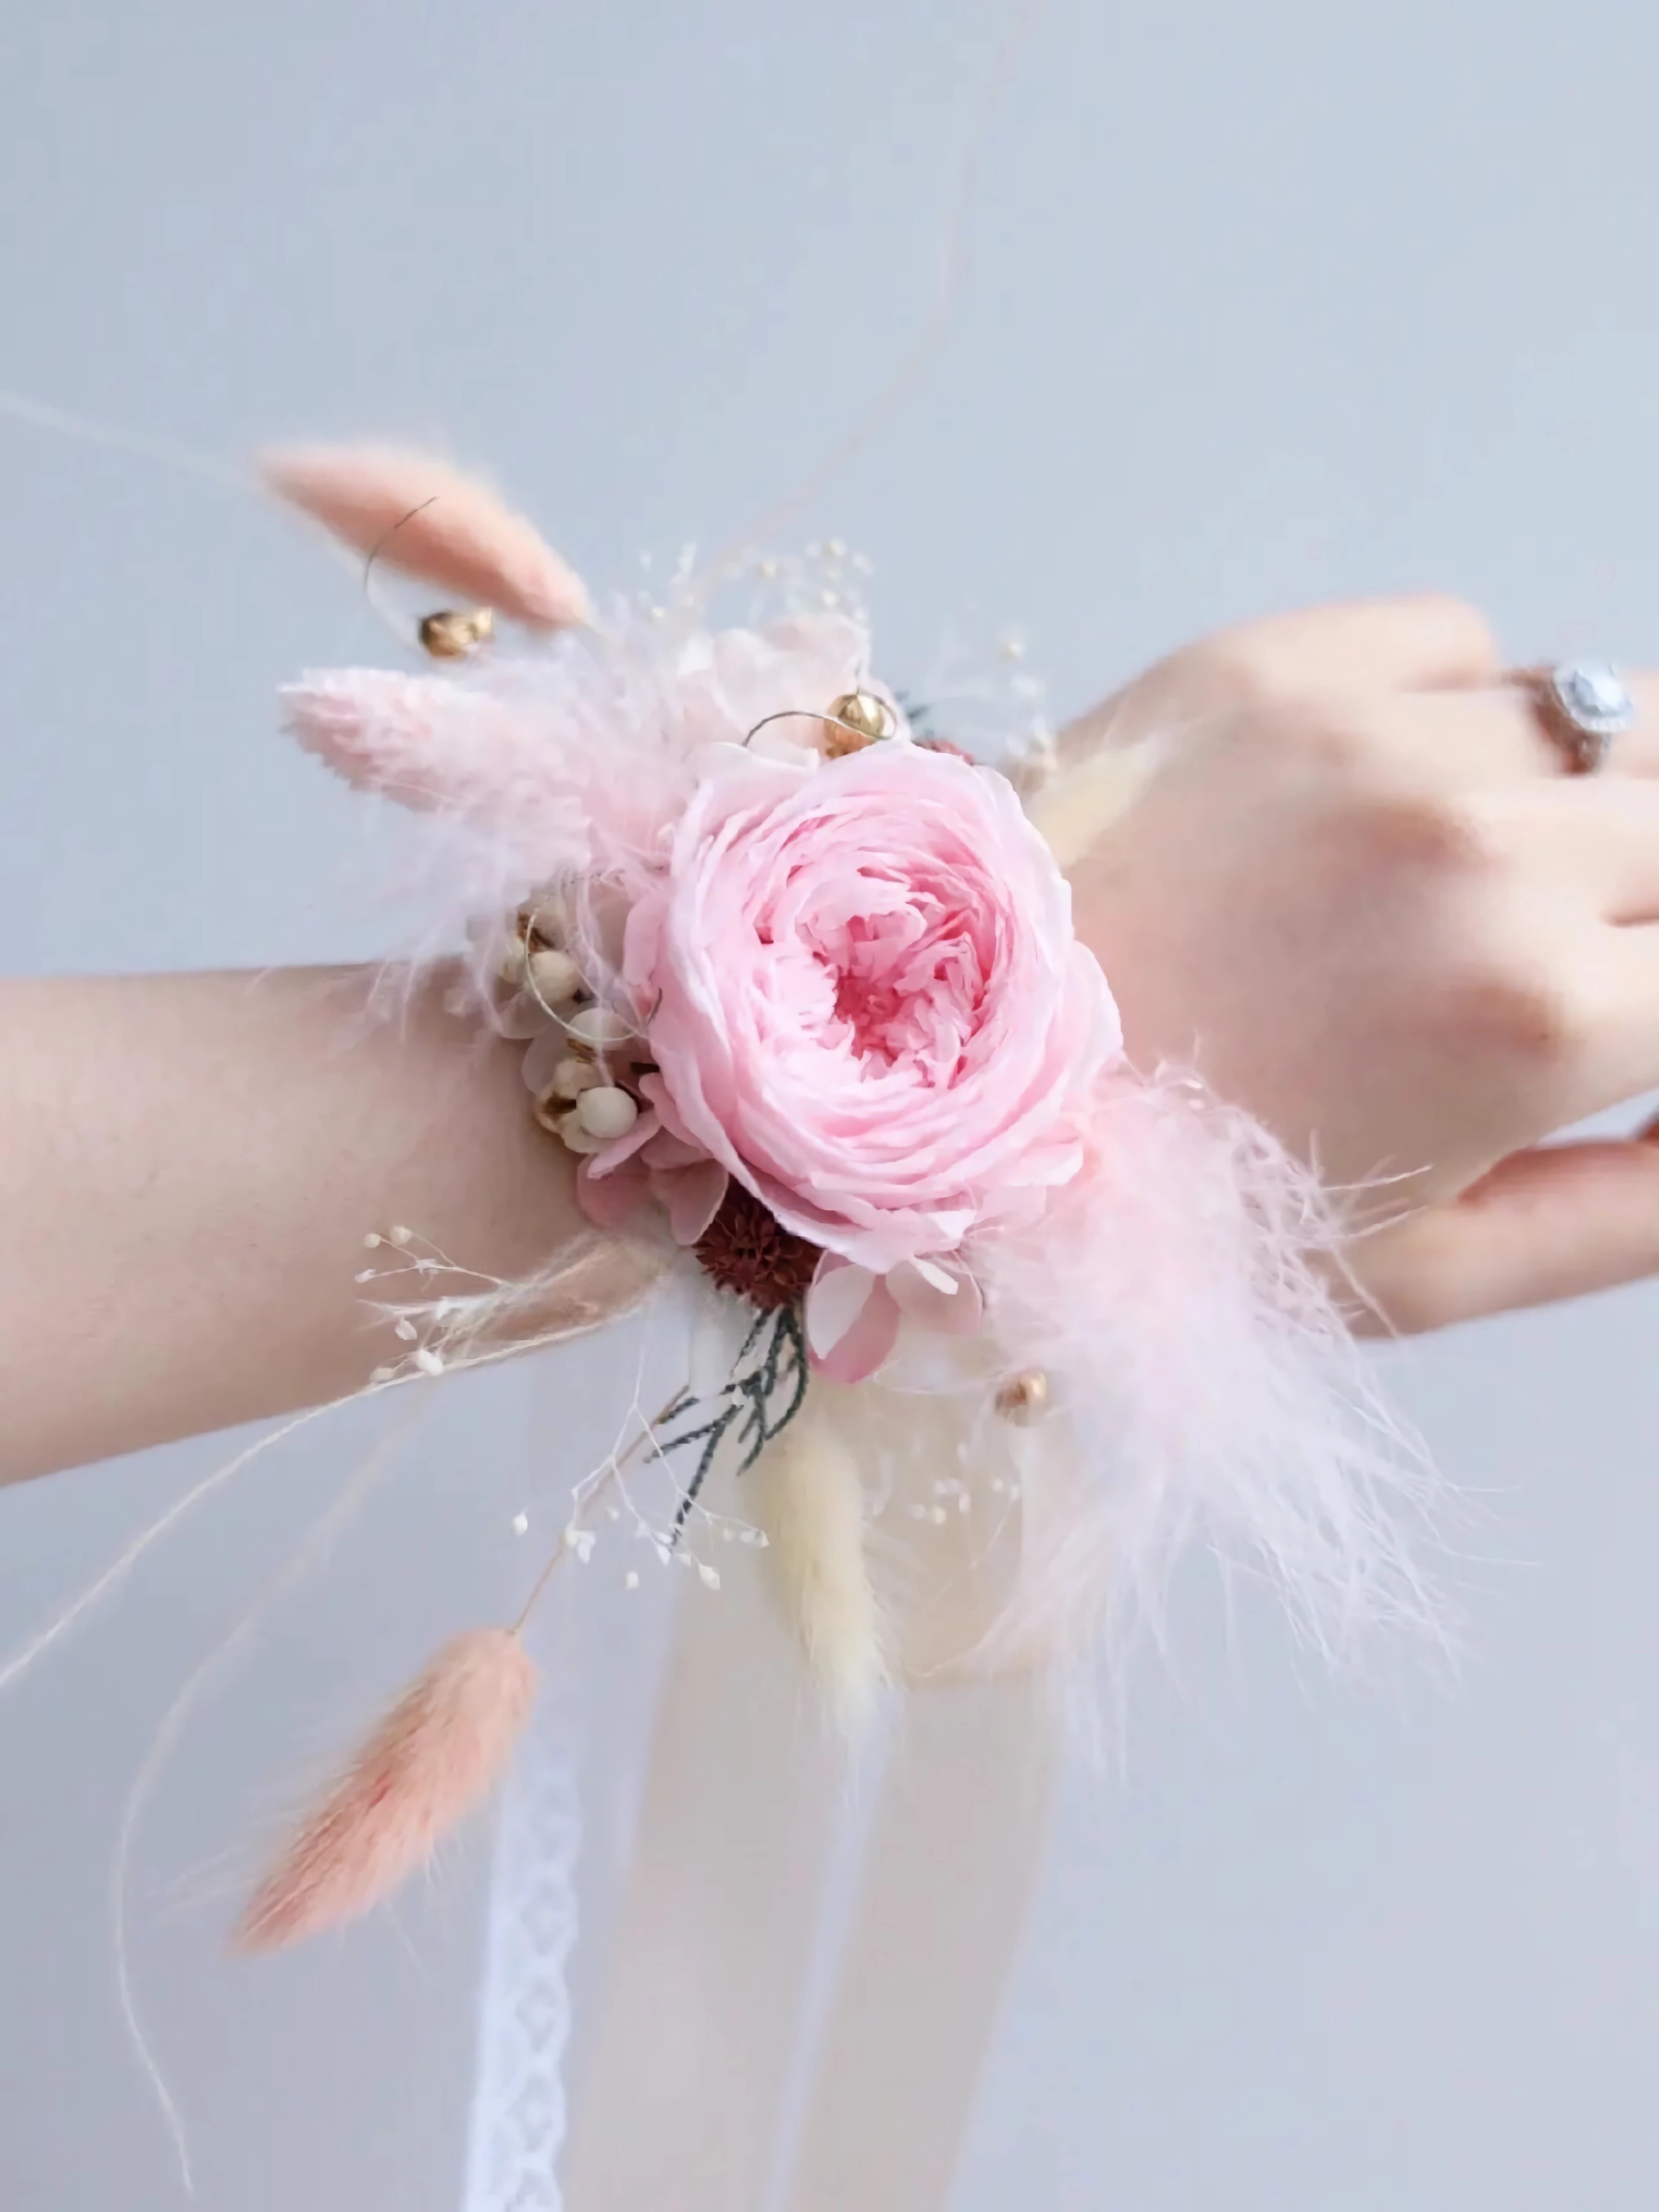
[822,689,898,756]
[418,607,496,660]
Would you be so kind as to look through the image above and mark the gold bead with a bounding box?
[994,1369,1050,1425]
[419,607,496,660]
[824,689,898,756]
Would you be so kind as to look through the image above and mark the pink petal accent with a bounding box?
[585,1107,662,1180]
[806,1257,901,1384]
[887,1256,986,1337]
[642,1129,706,1172]
[236,1630,536,1953]
[806,1256,872,1357]
[576,1154,649,1231]
[660,1160,728,1245]
[637,1072,701,1152]
[261,444,593,629]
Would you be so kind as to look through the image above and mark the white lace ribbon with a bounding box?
[461,1600,583,2212]
[460,1370,1056,2212]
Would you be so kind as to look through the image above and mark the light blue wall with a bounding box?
[3,3,1658,2204]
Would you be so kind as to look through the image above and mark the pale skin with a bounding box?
[1060,595,1659,1329]
[0,968,588,1480]
[3,594,1654,1483]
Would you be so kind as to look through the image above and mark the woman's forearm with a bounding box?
[0,967,584,1482]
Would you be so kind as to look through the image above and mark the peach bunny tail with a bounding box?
[235,1628,537,1953]
[259,443,594,630]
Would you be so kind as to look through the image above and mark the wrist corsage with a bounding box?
[233,444,1428,1951]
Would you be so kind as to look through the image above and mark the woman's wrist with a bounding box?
[0,963,586,1480]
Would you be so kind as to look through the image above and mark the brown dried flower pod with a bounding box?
[695,1183,821,1311]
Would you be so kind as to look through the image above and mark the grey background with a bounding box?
[3,0,1659,2205]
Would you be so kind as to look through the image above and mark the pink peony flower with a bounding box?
[620,738,1122,1375]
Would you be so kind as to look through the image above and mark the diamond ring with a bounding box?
[1524,660,1636,773]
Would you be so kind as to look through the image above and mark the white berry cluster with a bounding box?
[497,904,650,1158]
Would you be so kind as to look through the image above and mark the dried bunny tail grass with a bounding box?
[259,443,593,630]
[751,1387,890,1734]
[283,606,884,974]
[113,1407,426,2191]
[277,614,712,919]
[280,667,578,831]
[236,1628,537,1953]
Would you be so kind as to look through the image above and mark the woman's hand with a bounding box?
[1046,596,1659,1332]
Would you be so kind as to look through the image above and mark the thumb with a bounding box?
[1349,1138,1659,1335]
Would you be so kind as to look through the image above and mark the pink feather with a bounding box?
[236,1628,537,1953]
[973,1072,1440,1678]
[260,444,593,630]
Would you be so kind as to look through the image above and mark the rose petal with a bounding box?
[886,1257,986,1337]
[807,1269,901,1385]
[659,1161,729,1246]
[575,1155,648,1231]
[585,1107,661,1181]
[642,1128,706,1172]
[622,728,1122,1280]
[806,1256,874,1361]
[637,1071,701,1152]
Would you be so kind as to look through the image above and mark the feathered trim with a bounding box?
[973,1071,1439,1677]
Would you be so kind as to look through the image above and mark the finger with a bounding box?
[1206,595,1502,696]
[1402,677,1659,784]
[1058,595,1502,761]
[1446,780,1659,919]
[1349,1140,1659,1333]
[1583,930,1659,1101]
[1559,781,1659,920]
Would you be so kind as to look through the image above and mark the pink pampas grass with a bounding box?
[237,1628,537,1953]
[260,444,593,630]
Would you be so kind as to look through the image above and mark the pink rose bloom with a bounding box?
[620,739,1122,1299]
